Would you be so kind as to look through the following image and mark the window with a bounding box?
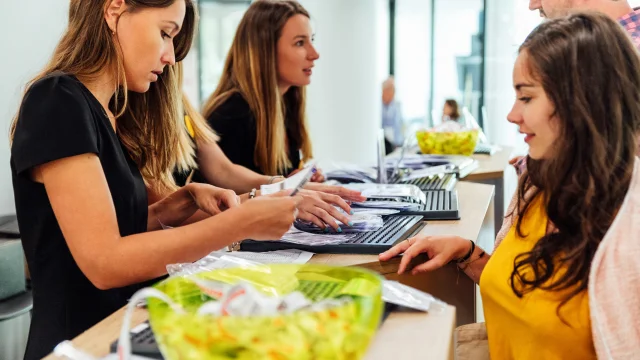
[197,0,251,104]
[431,0,485,127]
[393,0,485,132]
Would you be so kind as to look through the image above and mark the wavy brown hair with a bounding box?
[510,12,640,312]
[10,0,197,194]
[511,13,640,311]
[201,0,314,175]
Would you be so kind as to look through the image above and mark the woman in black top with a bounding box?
[10,1,297,359]
[173,61,364,231]
[205,93,303,175]
[201,1,321,180]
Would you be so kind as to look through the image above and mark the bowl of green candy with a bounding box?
[147,264,384,360]
[416,129,479,156]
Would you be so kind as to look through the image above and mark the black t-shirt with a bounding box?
[199,93,301,179]
[11,73,151,360]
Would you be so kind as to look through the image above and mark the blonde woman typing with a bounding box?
[172,63,364,231]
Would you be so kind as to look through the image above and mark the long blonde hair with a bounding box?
[174,62,218,176]
[10,0,197,194]
[201,0,313,175]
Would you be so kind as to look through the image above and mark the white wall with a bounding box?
[298,0,389,166]
[0,1,68,215]
[394,0,431,127]
[195,1,248,106]
[432,0,484,126]
[483,0,540,156]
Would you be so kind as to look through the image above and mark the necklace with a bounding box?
[98,105,117,131]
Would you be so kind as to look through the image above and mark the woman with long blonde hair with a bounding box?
[172,62,363,231]
[200,0,319,180]
[10,1,298,358]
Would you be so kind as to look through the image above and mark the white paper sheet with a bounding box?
[260,163,316,195]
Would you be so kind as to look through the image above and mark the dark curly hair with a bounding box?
[511,12,640,313]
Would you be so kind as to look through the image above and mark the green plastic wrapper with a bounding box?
[416,129,479,156]
[147,264,384,360]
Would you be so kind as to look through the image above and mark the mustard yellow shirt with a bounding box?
[479,194,596,360]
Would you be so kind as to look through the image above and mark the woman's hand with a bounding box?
[267,189,353,231]
[303,183,367,203]
[288,167,325,183]
[296,189,354,231]
[379,235,471,275]
[150,183,240,229]
[310,168,325,183]
[239,196,299,240]
[186,183,240,215]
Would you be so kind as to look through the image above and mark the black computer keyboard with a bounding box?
[110,321,161,359]
[397,173,457,192]
[240,215,424,254]
[363,190,460,220]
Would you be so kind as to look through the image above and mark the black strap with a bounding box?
[456,240,475,263]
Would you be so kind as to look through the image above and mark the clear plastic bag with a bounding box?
[382,280,447,313]
[281,227,355,246]
[323,161,378,184]
[167,250,315,278]
[115,264,384,360]
[344,183,426,204]
[352,200,421,211]
[351,208,400,216]
[167,252,262,277]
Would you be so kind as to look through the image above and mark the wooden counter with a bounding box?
[466,146,514,182]
[463,146,515,237]
[44,181,495,360]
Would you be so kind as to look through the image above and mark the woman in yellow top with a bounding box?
[380,12,640,360]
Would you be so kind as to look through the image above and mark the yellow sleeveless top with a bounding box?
[479,194,596,360]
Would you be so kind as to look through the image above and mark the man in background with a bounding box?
[529,0,639,45]
[382,76,404,154]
